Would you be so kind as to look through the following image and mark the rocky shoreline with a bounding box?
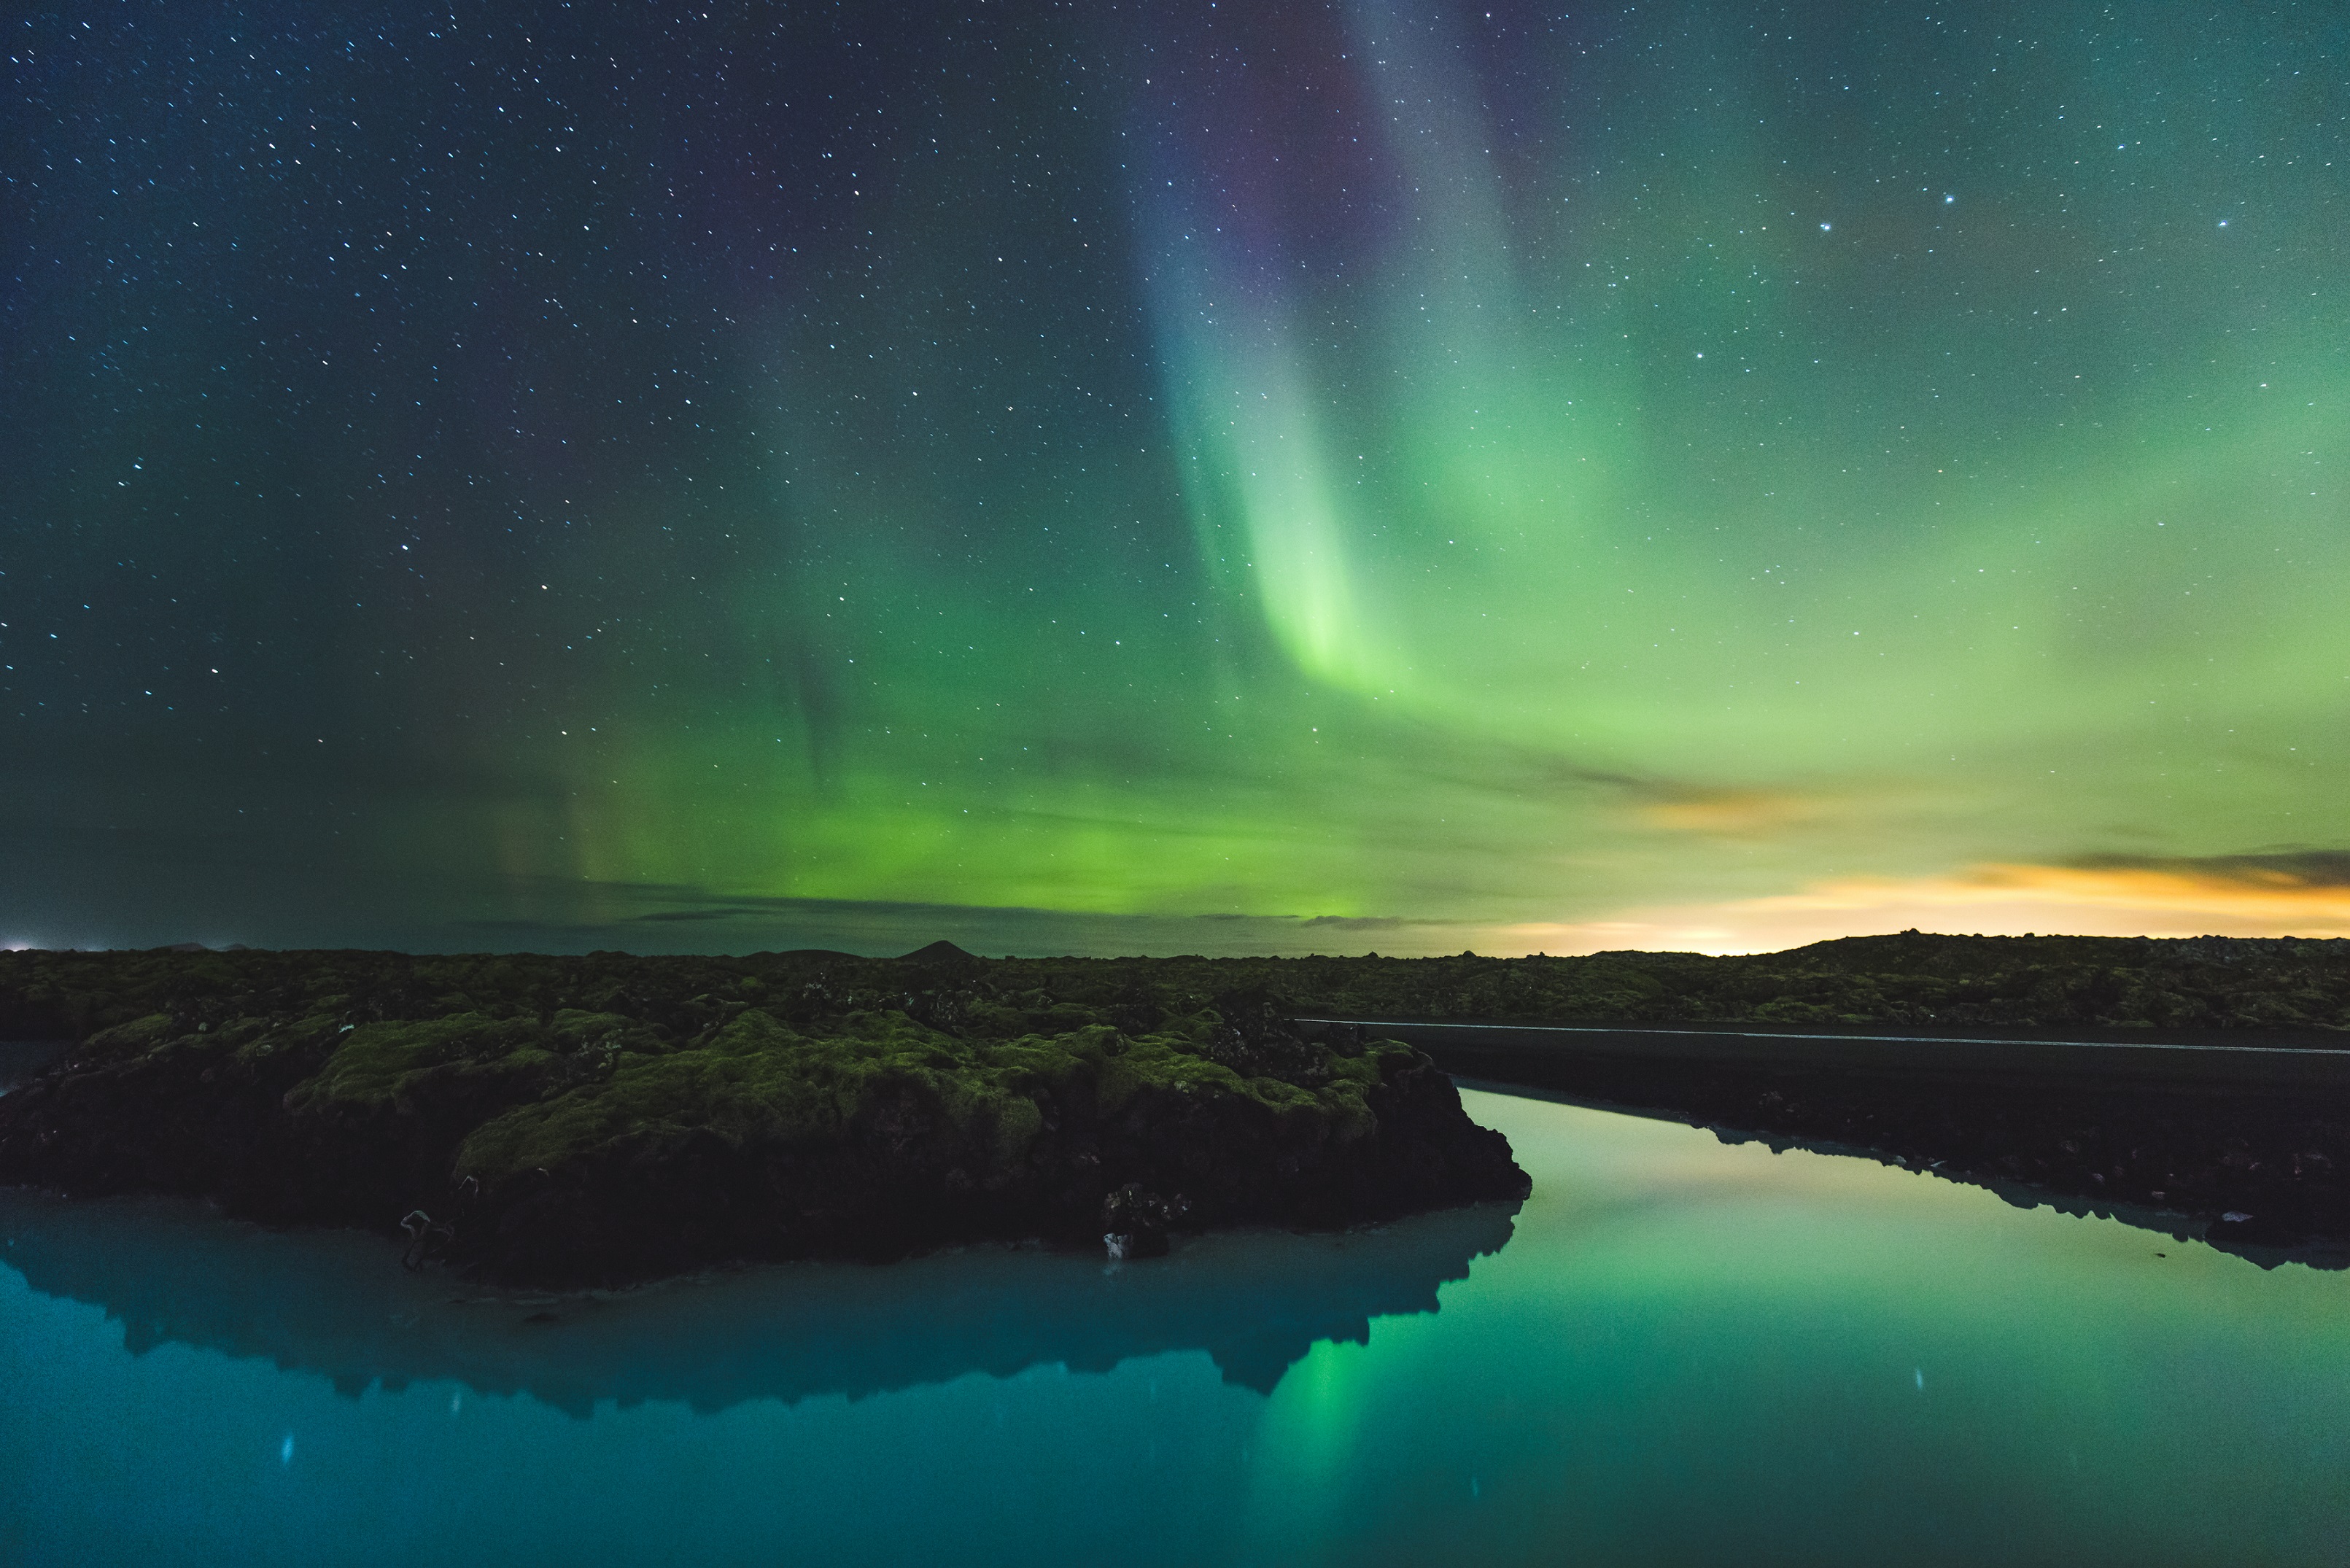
[0,947,1526,1285]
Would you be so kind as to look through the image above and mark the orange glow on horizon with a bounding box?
[1489,861,2350,956]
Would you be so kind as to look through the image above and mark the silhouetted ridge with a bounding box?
[1777,931,2350,977]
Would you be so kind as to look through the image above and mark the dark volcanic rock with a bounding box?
[1103,1182,1176,1260]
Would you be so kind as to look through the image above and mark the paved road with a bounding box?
[1297,1017,2350,1092]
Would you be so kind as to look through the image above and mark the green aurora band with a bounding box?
[4,1,2346,953]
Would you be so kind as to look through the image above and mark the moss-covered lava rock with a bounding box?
[0,950,1526,1284]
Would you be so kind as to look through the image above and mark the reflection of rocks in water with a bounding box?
[1445,1032,2350,1268]
[0,1188,1518,1412]
[1700,1117,2350,1272]
[2009,1187,2350,1272]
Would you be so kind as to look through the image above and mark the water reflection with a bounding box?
[6,1090,2350,1567]
[1487,1082,2350,1273]
[0,1187,1518,1413]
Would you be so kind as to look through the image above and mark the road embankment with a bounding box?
[1302,1017,2350,1262]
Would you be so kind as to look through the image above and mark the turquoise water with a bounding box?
[5,1087,2349,1566]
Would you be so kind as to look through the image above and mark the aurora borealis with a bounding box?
[5,1,2346,955]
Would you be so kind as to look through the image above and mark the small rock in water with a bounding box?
[1103,1182,1177,1260]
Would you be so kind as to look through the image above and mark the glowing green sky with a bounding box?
[4,1,2346,953]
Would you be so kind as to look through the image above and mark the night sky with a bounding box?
[6,1,2347,955]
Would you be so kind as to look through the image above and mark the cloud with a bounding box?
[1634,788,1830,836]
[2067,850,2350,888]
[1526,756,1845,838]
[1376,730,1850,839]
[1820,859,2350,926]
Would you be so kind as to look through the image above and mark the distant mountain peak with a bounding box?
[900,940,977,965]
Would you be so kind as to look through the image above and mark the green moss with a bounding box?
[1160,1007,1226,1046]
[230,1013,343,1064]
[458,1009,861,1179]
[1083,1030,1395,1144]
[836,1008,953,1048]
[285,1012,555,1114]
[547,1009,671,1055]
[448,1011,1395,1186]
[79,1012,182,1060]
[1095,1037,1244,1114]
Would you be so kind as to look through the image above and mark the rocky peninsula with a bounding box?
[0,944,1526,1285]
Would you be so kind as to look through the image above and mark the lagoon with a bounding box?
[4,1087,2347,1565]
